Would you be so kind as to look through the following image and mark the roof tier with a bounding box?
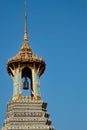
[7,38,46,76]
[7,0,46,76]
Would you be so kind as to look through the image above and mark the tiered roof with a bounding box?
[7,0,46,76]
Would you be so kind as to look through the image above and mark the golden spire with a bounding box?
[7,0,46,78]
[24,0,28,41]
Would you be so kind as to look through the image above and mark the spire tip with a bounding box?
[24,0,28,40]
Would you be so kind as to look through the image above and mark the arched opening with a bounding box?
[22,67,32,96]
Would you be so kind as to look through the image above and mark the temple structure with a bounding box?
[1,0,55,130]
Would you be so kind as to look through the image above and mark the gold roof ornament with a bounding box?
[7,0,46,76]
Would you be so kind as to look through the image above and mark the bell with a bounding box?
[23,76,29,90]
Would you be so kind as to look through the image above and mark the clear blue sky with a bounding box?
[0,0,87,130]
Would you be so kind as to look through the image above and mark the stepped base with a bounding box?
[1,97,55,130]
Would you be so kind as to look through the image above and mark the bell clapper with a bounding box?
[23,75,29,90]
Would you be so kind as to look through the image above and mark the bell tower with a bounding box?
[1,0,55,130]
[7,0,45,101]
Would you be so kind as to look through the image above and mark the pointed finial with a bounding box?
[24,0,28,40]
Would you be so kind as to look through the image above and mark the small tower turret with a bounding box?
[7,0,46,101]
